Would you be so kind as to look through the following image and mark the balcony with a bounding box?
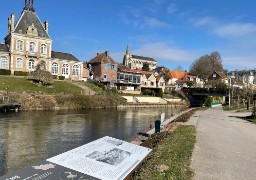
[26,51,38,58]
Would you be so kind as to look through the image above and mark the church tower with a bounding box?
[123,45,131,68]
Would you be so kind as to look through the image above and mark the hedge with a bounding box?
[0,69,11,75]
[58,76,65,80]
[52,75,58,79]
[14,71,29,76]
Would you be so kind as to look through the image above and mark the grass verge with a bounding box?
[132,125,196,180]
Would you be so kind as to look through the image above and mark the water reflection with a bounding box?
[0,106,185,176]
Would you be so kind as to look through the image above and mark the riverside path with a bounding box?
[189,106,256,180]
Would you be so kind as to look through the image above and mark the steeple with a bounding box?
[24,0,35,12]
[126,45,130,55]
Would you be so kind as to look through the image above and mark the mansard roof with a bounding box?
[131,55,156,62]
[0,44,9,52]
[14,10,50,38]
[89,51,116,64]
[51,51,80,62]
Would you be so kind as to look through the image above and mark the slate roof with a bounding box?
[0,44,9,52]
[131,55,156,62]
[14,10,49,38]
[89,52,115,64]
[51,51,80,62]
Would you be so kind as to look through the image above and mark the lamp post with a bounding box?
[228,78,231,111]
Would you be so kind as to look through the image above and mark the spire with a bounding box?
[24,0,35,12]
[126,45,130,55]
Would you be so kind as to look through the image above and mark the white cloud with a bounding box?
[143,17,169,28]
[133,42,195,62]
[191,16,256,38]
[214,23,256,37]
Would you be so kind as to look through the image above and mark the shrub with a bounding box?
[0,69,11,75]
[58,76,65,80]
[14,71,29,76]
[204,97,212,107]
[52,75,58,79]
[29,64,53,86]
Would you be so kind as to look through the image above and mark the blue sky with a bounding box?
[1,0,256,71]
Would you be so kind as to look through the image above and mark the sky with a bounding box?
[1,0,256,71]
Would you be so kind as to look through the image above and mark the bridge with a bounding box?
[181,87,227,107]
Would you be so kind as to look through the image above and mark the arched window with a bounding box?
[17,40,23,51]
[72,65,79,75]
[29,42,35,52]
[51,63,58,75]
[0,57,8,69]
[41,44,47,54]
[29,60,35,71]
[16,58,23,68]
[62,64,69,75]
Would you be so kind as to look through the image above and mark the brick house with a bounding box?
[88,51,117,85]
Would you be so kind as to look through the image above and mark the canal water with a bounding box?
[0,106,186,176]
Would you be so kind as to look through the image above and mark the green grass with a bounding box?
[0,76,83,95]
[222,104,253,112]
[83,82,104,93]
[133,125,196,180]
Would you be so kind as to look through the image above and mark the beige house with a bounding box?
[0,0,84,80]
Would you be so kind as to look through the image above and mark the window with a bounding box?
[104,64,108,70]
[29,42,35,52]
[0,57,8,69]
[72,65,79,75]
[41,44,47,54]
[62,64,69,75]
[16,58,23,68]
[17,40,23,51]
[28,60,35,71]
[51,63,58,75]
[151,82,154,86]
[111,65,116,70]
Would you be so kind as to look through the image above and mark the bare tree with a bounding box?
[190,51,224,81]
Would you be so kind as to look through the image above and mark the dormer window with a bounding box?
[29,42,35,52]
[17,40,23,51]
[41,44,47,54]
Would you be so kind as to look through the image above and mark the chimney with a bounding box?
[8,12,15,33]
[97,53,99,56]
[105,51,109,58]
[44,20,49,33]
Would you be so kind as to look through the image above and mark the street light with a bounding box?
[228,78,231,111]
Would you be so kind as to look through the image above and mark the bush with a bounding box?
[14,71,29,76]
[52,75,58,79]
[29,64,53,86]
[58,76,65,80]
[0,69,11,75]
[204,97,212,107]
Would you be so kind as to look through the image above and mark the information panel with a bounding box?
[47,136,152,180]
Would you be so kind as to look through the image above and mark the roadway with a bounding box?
[188,106,256,180]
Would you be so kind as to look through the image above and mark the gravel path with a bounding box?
[190,106,256,180]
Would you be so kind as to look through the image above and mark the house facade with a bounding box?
[88,51,117,85]
[0,0,83,80]
[123,46,157,71]
[116,65,141,92]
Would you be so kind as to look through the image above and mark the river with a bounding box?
[0,106,186,176]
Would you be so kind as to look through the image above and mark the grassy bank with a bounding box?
[0,76,83,94]
[132,125,196,180]
[0,76,126,110]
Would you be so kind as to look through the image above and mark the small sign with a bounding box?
[160,113,165,123]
